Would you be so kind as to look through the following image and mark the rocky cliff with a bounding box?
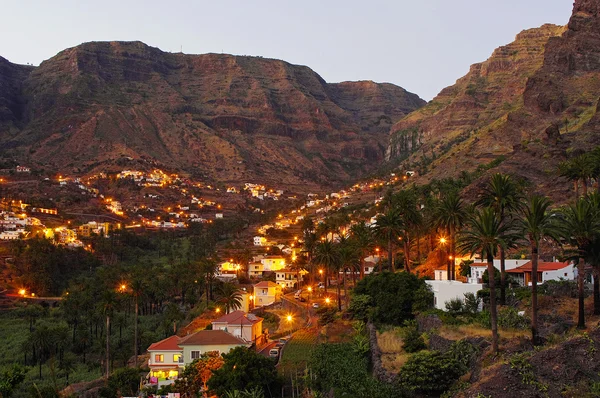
[0,56,33,134]
[0,42,424,190]
[387,0,600,199]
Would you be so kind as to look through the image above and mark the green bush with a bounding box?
[498,307,529,329]
[398,351,463,394]
[445,298,464,315]
[317,307,338,326]
[401,323,426,353]
[463,292,481,314]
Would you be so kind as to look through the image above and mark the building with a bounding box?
[507,261,575,286]
[146,330,249,387]
[253,281,281,306]
[253,236,267,246]
[426,280,484,310]
[248,261,265,278]
[261,256,286,272]
[211,310,265,345]
[276,268,308,289]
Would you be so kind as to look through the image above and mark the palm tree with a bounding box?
[337,235,361,308]
[559,153,594,198]
[557,196,600,329]
[477,173,522,305]
[518,195,560,345]
[459,207,517,353]
[349,222,375,280]
[218,283,243,314]
[130,275,145,368]
[433,192,468,280]
[99,289,118,378]
[200,259,219,306]
[31,325,53,379]
[302,229,318,285]
[373,209,404,272]
[390,190,422,273]
[314,240,342,310]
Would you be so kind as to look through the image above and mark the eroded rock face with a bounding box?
[386,0,600,202]
[0,42,424,189]
[0,57,33,134]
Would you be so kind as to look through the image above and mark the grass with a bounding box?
[0,314,30,367]
[377,327,411,372]
[279,328,317,374]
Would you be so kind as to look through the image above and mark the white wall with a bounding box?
[426,280,483,310]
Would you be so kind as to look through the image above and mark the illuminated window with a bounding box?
[191,351,200,360]
[155,354,164,363]
[173,354,182,362]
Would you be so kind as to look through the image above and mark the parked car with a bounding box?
[299,296,306,302]
[317,282,325,289]
[269,348,280,358]
[312,302,320,309]
[294,290,302,299]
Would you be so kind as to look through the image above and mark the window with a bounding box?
[191,351,200,360]
[173,354,182,363]
[155,354,164,363]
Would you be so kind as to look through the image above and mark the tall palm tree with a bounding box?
[337,235,361,308]
[433,192,468,280]
[200,259,219,306]
[477,173,522,305]
[218,283,243,314]
[518,195,560,345]
[459,207,516,353]
[373,208,404,272]
[349,222,375,280]
[130,274,145,368]
[557,196,600,329]
[390,190,422,273]
[314,240,342,310]
[302,229,318,285]
[99,289,118,378]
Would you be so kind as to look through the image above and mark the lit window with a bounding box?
[191,351,200,360]
[155,354,164,363]
[173,354,182,362]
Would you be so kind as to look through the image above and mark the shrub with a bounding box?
[398,351,463,394]
[463,292,481,314]
[445,298,464,315]
[317,307,338,326]
[498,307,529,329]
[401,323,426,353]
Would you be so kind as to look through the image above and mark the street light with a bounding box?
[325,297,331,305]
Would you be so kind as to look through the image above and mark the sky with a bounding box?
[0,0,573,101]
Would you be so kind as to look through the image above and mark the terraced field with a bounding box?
[279,327,318,374]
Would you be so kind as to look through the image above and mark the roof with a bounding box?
[507,261,571,273]
[147,335,182,351]
[470,263,490,268]
[263,255,285,259]
[254,281,279,288]
[212,310,263,326]
[178,330,248,346]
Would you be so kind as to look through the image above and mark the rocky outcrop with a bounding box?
[386,0,600,203]
[0,42,424,189]
[0,57,33,134]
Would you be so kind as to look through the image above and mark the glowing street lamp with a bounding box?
[325,297,331,305]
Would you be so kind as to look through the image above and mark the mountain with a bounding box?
[0,42,424,190]
[0,56,34,134]
[387,0,600,200]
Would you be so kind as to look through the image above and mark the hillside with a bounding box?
[0,42,424,191]
[387,0,600,201]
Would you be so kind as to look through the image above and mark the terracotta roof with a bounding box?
[178,330,248,346]
[507,261,571,273]
[212,310,263,326]
[254,281,279,288]
[147,335,182,351]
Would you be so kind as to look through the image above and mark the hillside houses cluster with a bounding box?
[0,212,39,240]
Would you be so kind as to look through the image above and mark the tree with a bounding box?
[433,192,468,280]
[477,173,522,305]
[337,235,361,309]
[207,347,279,397]
[557,196,600,329]
[99,289,118,378]
[0,364,27,398]
[559,153,594,198]
[517,195,560,345]
[174,352,225,397]
[458,207,517,353]
[353,272,433,325]
[349,223,375,280]
[314,240,337,294]
[391,190,423,273]
[218,283,243,314]
[373,209,404,272]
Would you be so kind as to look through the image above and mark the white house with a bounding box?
[507,261,575,286]
[253,236,267,246]
[211,310,265,345]
[469,259,530,284]
[426,280,484,310]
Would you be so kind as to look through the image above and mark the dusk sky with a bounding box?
[1,0,572,100]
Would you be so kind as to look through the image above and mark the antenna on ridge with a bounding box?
[180,45,182,53]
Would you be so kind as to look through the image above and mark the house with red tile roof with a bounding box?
[211,310,266,345]
[146,330,249,387]
[507,261,575,286]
